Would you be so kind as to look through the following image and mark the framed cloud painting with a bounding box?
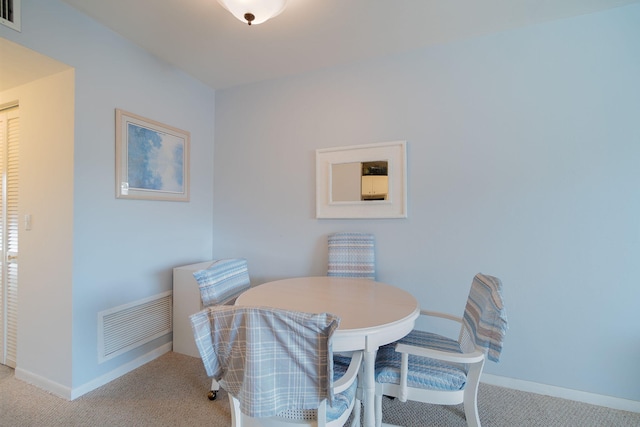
[115,109,190,201]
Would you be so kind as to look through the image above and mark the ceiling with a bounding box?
[4,0,639,92]
[0,38,72,93]
[58,0,639,90]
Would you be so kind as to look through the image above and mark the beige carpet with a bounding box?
[1,352,638,426]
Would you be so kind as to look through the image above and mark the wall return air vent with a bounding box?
[1,0,20,32]
[98,291,172,363]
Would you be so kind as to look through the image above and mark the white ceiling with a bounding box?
[4,0,640,92]
[58,0,639,90]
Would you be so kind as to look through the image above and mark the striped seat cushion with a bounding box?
[327,232,376,279]
[374,329,468,392]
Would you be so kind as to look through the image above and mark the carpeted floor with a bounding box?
[1,352,638,426]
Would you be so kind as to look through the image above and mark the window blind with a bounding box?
[0,107,19,368]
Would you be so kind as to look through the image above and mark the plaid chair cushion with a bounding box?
[374,329,468,392]
[191,306,343,419]
[193,258,250,307]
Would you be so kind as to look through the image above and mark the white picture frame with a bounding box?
[316,141,407,219]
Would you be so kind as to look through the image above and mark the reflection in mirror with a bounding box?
[331,161,389,202]
[331,163,361,202]
[360,161,388,201]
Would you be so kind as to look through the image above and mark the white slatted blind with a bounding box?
[0,107,19,368]
[0,110,4,365]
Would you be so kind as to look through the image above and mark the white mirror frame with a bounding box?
[316,141,407,219]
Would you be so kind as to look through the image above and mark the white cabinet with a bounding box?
[361,175,388,200]
[172,260,213,358]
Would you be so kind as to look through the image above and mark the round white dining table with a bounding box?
[235,276,420,427]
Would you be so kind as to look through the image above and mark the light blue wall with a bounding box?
[3,0,639,403]
[214,4,640,401]
[1,0,215,392]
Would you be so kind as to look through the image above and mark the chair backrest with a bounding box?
[190,306,340,418]
[327,232,376,279]
[461,273,508,362]
[193,258,250,307]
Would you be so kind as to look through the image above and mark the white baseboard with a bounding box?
[70,342,173,400]
[15,366,73,399]
[15,342,172,401]
[481,374,640,413]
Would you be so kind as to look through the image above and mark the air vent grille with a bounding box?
[1,0,20,32]
[98,291,172,363]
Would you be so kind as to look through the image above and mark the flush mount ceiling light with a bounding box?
[217,0,288,26]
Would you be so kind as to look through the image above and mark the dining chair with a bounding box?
[373,273,508,427]
[327,232,376,280]
[192,258,251,400]
[190,305,363,427]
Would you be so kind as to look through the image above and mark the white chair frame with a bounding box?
[375,309,486,427]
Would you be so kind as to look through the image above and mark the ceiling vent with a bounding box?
[1,0,20,32]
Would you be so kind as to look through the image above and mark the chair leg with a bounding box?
[375,393,383,427]
[349,399,361,427]
[208,378,220,401]
[463,362,484,427]
[462,379,481,427]
[463,397,480,427]
[229,394,242,427]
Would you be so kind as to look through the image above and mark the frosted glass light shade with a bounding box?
[217,0,288,25]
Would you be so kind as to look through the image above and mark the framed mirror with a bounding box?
[316,141,407,219]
